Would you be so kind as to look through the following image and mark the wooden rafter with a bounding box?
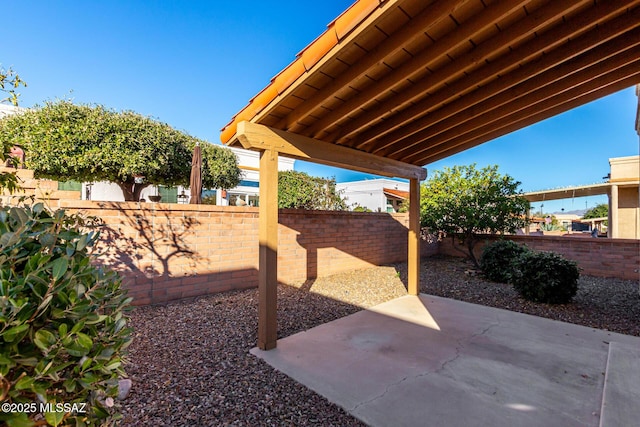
[275,0,472,132]
[416,70,640,164]
[357,3,640,154]
[302,0,537,138]
[395,36,640,162]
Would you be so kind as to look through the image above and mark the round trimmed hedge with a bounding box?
[480,239,530,284]
[511,250,580,304]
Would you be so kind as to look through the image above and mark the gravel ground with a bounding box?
[118,256,639,426]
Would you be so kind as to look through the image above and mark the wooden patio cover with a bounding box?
[221,0,640,350]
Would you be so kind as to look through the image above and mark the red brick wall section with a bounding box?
[55,201,434,305]
[438,234,640,281]
[52,201,640,305]
[53,200,636,306]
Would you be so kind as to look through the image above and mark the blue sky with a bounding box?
[4,1,639,213]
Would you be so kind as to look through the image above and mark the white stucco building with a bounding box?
[336,178,409,212]
[87,145,295,204]
[0,103,26,119]
[209,146,295,206]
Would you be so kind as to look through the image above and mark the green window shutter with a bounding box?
[158,186,178,203]
[57,180,82,191]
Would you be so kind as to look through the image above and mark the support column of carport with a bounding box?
[236,121,426,350]
[407,178,421,296]
[258,149,279,350]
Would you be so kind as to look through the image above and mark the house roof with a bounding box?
[383,187,409,200]
[221,0,640,167]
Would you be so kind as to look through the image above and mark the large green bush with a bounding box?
[278,170,347,210]
[419,164,530,267]
[511,251,580,304]
[480,240,530,283]
[0,100,242,201]
[0,203,132,426]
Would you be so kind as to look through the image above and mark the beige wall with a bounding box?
[610,155,640,180]
[618,186,640,239]
[609,156,640,239]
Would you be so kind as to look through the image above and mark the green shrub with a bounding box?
[480,240,530,283]
[511,250,580,304]
[0,203,132,426]
[201,194,217,205]
[352,205,372,213]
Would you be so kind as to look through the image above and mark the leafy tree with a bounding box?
[352,205,372,212]
[0,66,27,194]
[0,100,241,201]
[199,141,241,191]
[583,203,608,219]
[278,170,347,210]
[0,66,27,106]
[420,164,530,266]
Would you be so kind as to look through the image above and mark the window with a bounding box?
[57,180,81,191]
[158,186,178,203]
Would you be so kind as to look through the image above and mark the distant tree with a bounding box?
[0,100,241,201]
[0,65,27,106]
[583,203,608,219]
[278,170,347,210]
[0,66,27,193]
[352,204,372,212]
[420,164,530,267]
[199,140,242,191]
[397,200,409,213]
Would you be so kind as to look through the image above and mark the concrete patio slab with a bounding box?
[251,294,640,427]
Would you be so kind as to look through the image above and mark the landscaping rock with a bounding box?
[118,256,639,426]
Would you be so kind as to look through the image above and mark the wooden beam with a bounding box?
[372,9,640,157]
[236,121,426,180]
[407,178,421,296]
[416,71,640,164]
[277,0,470,133]
[315,0,585,142]
[258,149,279,350]
[301,0,531,138]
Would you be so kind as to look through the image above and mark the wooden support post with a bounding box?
[258,149,279,350]
[408,178,420,296]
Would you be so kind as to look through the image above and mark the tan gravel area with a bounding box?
[119,255,639,426]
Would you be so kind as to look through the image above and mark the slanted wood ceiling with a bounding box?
[222,0,640,167]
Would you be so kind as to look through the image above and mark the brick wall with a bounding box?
[52,200,637,305]
[438,234,640,281]
[56,201,435,305]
